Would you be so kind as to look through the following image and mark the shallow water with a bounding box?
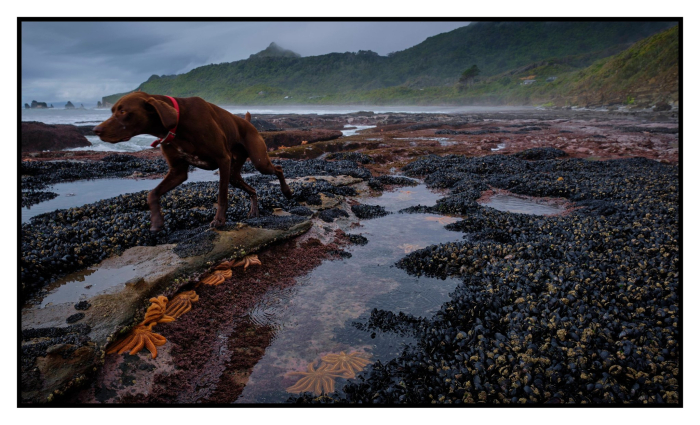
[70,135,158,152]
[480,193,565,215]
[22,169,245,223]
[236,183,463,403]
[38,264,141,308]
[341,125,376,137]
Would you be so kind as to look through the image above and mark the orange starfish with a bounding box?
[232,254,262,270]
[214,269,232,279]
[200,274,225,286]
[106,323,167,359]
[214,261,232,270]
[164,290,199,319]
[321,351,372,379]
[286,362,344,395]
[141,295,175,325]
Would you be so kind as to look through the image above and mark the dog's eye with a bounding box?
[121,110,127,114]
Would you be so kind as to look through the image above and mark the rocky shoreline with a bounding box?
[20,108,679,404]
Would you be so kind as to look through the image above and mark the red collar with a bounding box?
[151,96,180,148]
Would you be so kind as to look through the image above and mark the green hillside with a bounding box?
[384,21,674,86]
[103,21,677,106]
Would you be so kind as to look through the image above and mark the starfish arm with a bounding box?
[286,377,310,393]
[231,259,245,268]
[215,261,232,270]
[341,369,355,379]
[168,302,190,318]
[129,335,146,355]
[157,314,176,324]
[323,376,336,394]
[321,354,340,363]
[150,332,167,346]
[107,333,135,354]
[117,334,140,355]
[144,336,159,358]
[349,359,370,371]
[177,303,192,317]
[164,301,183,318]
[313,378,323,395]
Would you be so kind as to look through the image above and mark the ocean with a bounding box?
[21,104,533,152]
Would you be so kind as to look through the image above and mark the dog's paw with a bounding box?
[210,218,226,228]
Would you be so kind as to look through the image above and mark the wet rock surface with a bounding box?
[22,121,92,152]
[327,151,375,164]
[73,236,345,404]
[368,175,419,191]
[319,208,349,223]
[346,234,369,246]
[21,158,371,301]
[292,151,679,405]
[22,190,59,208]
[351,204,391,220]
[170,227,218,258]
[21,220,312,404]
[260,129,342,150]
[512,147,567,161]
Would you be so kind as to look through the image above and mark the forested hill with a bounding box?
[385,21,675,85]
[103,21,675,105]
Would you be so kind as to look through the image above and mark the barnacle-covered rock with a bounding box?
[293,152,679,405]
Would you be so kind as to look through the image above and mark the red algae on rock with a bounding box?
[81,236,345,404]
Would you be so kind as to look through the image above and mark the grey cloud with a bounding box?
[21,21,468,105]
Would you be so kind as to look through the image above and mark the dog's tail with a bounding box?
[245,111,251,122]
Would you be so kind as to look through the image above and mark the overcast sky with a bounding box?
[21,21,468,106]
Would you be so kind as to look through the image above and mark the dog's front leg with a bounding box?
[211,157,231,228]
[148,163,188,232]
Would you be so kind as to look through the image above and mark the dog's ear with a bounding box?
[146,97,178,130]
[245,111,251,122]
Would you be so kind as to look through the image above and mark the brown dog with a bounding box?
[93,92,292,232]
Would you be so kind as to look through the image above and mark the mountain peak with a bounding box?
[249,42,301,59]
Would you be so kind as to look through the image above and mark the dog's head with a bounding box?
[93,91,178,143]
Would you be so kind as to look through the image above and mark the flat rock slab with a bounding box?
[20,220,311,404]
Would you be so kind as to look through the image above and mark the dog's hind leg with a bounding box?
[229,154,260,218]
[246,135,293,200]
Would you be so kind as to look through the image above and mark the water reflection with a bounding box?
[480,193,566,215]
[236,185,463,402]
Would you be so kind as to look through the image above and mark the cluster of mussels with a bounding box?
[292,149,679,405]
[21,158,371,300]
[21,155,171,208]
[21,154,171,192]
[368,175,418,191]
[326,152,376,164]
